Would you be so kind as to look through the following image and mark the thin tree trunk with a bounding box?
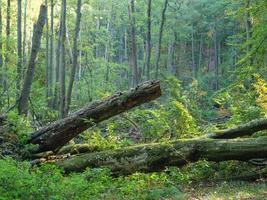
[65,25,73,64]
[22,0,28,68]
[28,81,161,153]
[146,0,152,80]
[18,5,47,115]
[45,0,50,107]
[59,0,66,119]
[245,0,252,65]
[198,33,203,70]
[214,22,219,90]
[17,0,22,97]
[155,0,168,79]
[191,26,195,78]
[49,0,54,108]
[66,0,82,114]
[128,0,138,87]
[53,15,62,110]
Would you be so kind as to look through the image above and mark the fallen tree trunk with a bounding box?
[28,81,161,153]
[207,118,267,139]
[57,136,267,175]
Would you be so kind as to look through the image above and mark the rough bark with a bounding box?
[57,136,267,175]
[18,5,47,115]
[207,118,267,139]
[28,81,161,153]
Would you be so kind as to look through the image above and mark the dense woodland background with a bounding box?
[0,0,267,199]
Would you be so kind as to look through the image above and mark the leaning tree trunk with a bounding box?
[18,5,47,115]
[207,118,267,139]
[57,136,267,175]
[28,81,161,153]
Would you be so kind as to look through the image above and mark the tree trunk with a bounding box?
[66,0,82,114]
[214,21,219,90]
[198,33,203,70]
[146,0,152,80]
[207,118,267,139]
[28,81,161,153]
[155,0,168,79]
[191,26,195,78]
[4,0,10,93]
[48,0,54,108]
[18,5,47,115]
[59,0,66,119]
[128,0,138,87]
[45,0,50,107]
[57,136,267,175]
[22,0,28,68]
[17,0,22,96]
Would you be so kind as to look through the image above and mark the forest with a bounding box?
[0,0,267,199]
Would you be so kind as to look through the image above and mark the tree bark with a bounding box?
[48,0,54,108]
[17,0,22,96]
[59,0,66,119]
[207,118,267,139]
[155,0,168,79]
[18,5,47,115]
[146,0,152,80]
[57,136,267,175]
[128,0,138,87]
[66,0,82,114]
[28,81,161,153]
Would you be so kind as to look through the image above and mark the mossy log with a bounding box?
[28,81,161,153]
[207,118,267,139]
[57,136,267,175]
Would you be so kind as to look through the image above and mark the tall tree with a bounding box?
[128,0,138,86]
[4,0,11,92]
[18,5,47,115]
[22,0,28,67]
[66,0,82,114]
[49,0,54,108]
[45,0,50,106]
[155,0,168,79]
[146,0,152,80]
[59,0,67,118]
[17,0,22,96]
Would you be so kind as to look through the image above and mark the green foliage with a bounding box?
[0,158,185,200]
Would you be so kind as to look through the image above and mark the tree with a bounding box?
[128,0,138,87]
[146,0,152,80]
[18,5,47,115]
[59,0,67,119]
[66,0,82,114]
[17,0,22,96]
[155,0,168,79]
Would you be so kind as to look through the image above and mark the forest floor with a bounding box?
[184,180,267,200]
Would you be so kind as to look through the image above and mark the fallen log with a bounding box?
[57,136,267,175]
[28,81,161,153]
[207,118,267,139]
